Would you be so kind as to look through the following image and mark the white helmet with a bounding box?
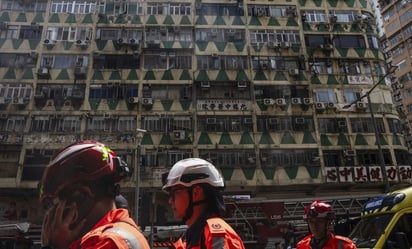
[162,158,224,192]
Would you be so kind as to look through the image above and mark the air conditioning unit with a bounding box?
[267,41,280,49]
[288,68,299,76]
[356,101,368,110]
[303,98,313,105]
[315,102,326,110]
[327,102,336,109]
[286,6,296,16]
[344,150,356,157]
[228,29,236,35]
[72,91,84,98]
[291,97,302,105]
[210,29,218,36]
[255,8,266,16]
[320,44,334,50]
[269,118,278,125]
[206,118,216,124]
[117,38,126,44]
[37,67,49,75]
[201,81,210,88]
[276,98,286,106]
[74,67,87,75]
[237,81,247,88]
[129,38,138,44]
[244,118,253,124]
[0,97,5,104]
[263,98,275,106]
[338,121,347,127]
[295,117,305,124]
[142,97,153,105]
[172,130,186,140]
[330,15,338,23]
[13,98,24,105]
[43,39,56,44]
[281,42,291,48]
[128,97,139,104]
[76,39,89,46]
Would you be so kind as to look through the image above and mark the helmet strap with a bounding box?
[182,187,194,223]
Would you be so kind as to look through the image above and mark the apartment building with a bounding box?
[378,0,412,150]
[0,0,410,231]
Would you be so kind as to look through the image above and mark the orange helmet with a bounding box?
[303,200,335,220]
[39,141,130,201]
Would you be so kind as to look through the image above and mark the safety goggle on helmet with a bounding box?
[303,200,335,220]
[162,158,225,193]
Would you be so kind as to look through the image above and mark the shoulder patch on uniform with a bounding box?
[206,218,226,236]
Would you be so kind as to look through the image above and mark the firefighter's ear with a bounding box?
[191,185,204,200]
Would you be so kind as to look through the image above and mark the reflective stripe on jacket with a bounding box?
[174,217,245,249]
[70,208,150,249]
[296,233,357,249]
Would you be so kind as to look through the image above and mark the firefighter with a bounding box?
[162,158,245,249]
[39,140,150,249]
[296,200,357,249]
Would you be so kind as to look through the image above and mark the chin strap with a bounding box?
[182,187,209,223]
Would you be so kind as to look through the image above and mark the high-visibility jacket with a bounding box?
[174,217,245,249]
[70,208,150,249]
[296,233,357,249]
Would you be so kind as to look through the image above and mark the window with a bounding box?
[311,61,332,74]
[0,53,37,68]
[350,118,385,133]
[304,34,331,48]
[89,84,137,100]
[19,25,43,39]
[93,54,139,69]
[357,149,392,165]
[22,149,56,181]
[249,29,300,44]
[198,150,256,168]
[198,3,240,16]
[329,10,358,22]
[51,1,96,14]
[0,25,19,39]
[46,26,92,41]
[314,89,337,103]
[143,149,192,168]
[0,84,32,100]
[142,115,192,132]
[198,116,253,132]
[334,35,366,49]
[259,149,319,168]
[318,118,348,133]
[1,0,47,12]
[303,10,326,22]
[0,116,26,132]
[256,116,314,132]
[343,89,361,103]
[339,60,361,74]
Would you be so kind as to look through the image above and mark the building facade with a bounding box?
[378,0,412,151]
[0,0,410,235]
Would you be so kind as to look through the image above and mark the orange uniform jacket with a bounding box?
[174,217,245,249]
[296,233,357,249]
[70,208,150,249]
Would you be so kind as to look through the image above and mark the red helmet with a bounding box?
[39,140,130,201]
[303,200,335,220]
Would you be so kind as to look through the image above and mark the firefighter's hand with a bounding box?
[41,200,85,249]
